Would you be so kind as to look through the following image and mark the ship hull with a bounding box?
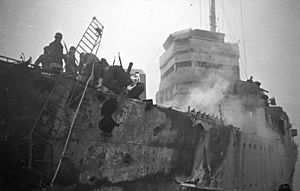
[0,61,297,191]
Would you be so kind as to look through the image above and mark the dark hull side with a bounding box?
[0,62,55,190]
[0,61,297,191]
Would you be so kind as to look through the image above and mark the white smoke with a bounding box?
[221,97,249,127]
[162,68,252,129]
[161,66,275,138]
[185,70,230,115]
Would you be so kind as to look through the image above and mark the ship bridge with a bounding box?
[156,29,240,108]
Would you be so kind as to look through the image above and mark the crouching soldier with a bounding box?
[79,53,102,86]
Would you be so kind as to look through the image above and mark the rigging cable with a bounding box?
[239,57,248,80]
[173,0,196,31]
[51,40,103,187]
[221,0,237,43]
[146,0,196,69]
[220,0,247,79]
[239,0,248,79]
[220,0,233,42]
[221,0,247,79]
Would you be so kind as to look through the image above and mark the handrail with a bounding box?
[0,55,21,63]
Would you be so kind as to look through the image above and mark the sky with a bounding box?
[1,0,300,188]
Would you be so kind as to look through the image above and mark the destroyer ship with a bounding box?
[0,1,298,191]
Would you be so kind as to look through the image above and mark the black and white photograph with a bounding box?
[0,0,299,190]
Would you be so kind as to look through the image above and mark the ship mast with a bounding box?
[209,0,217,32]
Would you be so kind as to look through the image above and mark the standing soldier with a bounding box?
[48,32,64,71]
[64,46,77,74]
[34,46,50,69]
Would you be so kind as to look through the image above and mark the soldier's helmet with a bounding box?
[100,58,109,67]
[54,32,63,39]
[69,46,76,51]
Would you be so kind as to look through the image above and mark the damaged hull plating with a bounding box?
[0,60,298,191]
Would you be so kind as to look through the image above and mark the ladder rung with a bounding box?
[30,167,43,176]
[41,181,52,187]
[81,39,93,51]
[88,24,99,34]
[87,27,98,37]
[38,118,52,129]
[76,47,85,54]
[91,21,103,33]
[30,166,52,180]
[85,31,98,41]
[83,36,95,47]
[78,44,92,54]
[34,160,53,163]
[92,18,103,27]
[85,31,97,42]
[90,22,100,31]
[75,48,82,54]
[53,89,69,100]
[43,108,63,122]
[32,131,52,145]
[75,49,81,56]
[48,99,68,112]
[77,44,88,53]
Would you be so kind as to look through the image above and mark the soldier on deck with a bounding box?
[101,62,144,99]
[34,46,50,69]
[127,72,145,99]
[64,46,77,74]
[247,75,254,83]
[79,53,102,86]
[48,32,64,70]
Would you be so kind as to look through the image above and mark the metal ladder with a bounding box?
[28,17,104,190]
[75,16,104,57]
[28,74,78,190]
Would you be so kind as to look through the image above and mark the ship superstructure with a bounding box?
[155,28,240,109]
